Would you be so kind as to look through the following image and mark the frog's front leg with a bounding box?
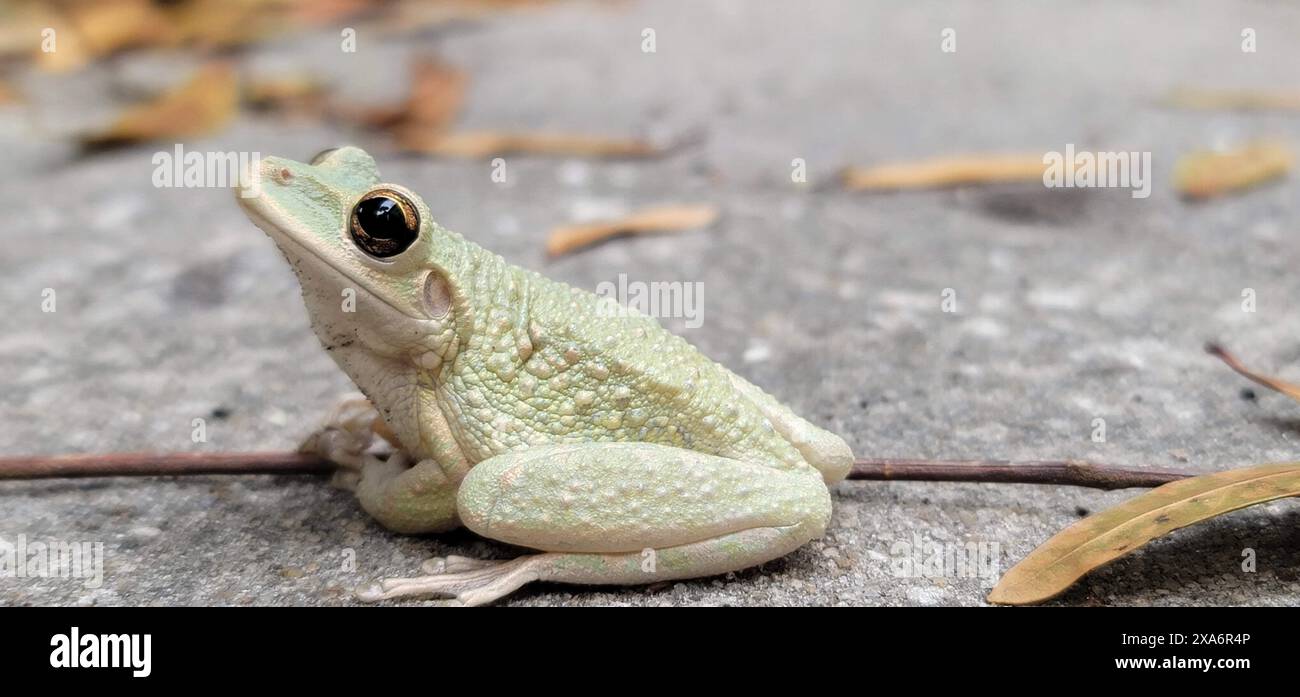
[356,442,832,606]
[352,451,461,534]
[299,396,460,533]
[297,395,394,489]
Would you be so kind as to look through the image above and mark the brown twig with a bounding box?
[0,452,332,480]
[850,458,1193,490]
[0,450,1192,490]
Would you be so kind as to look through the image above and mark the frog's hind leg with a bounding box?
[358,527,813,607]
[355,442,831,606]
[724,372,854,485]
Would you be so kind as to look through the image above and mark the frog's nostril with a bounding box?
[272,167,294,185]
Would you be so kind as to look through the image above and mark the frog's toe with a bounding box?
[330,468,362,492]
[325,394,378,431]
[300,427,369,470]
[420,555,497,575]
[298,395,402,470]
[354,556,541,606]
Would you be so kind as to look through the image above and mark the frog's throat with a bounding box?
[242,202,422,320]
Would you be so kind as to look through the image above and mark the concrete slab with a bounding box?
[3,0,1300,605]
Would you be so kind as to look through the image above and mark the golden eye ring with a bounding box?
[350,189,419,258]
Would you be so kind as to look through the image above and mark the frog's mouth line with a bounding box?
[239,198,423,320]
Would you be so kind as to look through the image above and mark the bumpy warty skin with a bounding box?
[455,442,835,553]
[435,241,817,472]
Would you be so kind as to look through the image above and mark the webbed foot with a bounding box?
[356,556,541,607]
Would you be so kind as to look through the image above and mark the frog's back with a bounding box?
[440,255,818,473]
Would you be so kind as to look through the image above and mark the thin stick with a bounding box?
[0,452,332,480]
[850,458,1193,490]
[0,450,1191,490]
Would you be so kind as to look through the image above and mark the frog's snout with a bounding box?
[234,155,293,202]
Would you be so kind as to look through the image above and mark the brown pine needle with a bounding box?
[546,204,719,257]
[1173,140,1293,200]
[410,131,660,159]
[849,458,1191,490]
[842,154,1047,190]
[1206,342,1300,401]
[1163,88,1300,112]
[0,452,331,480]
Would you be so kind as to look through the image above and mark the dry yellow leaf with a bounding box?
[1163,87,1300,112]
[23,0,367,70]
[842,154,1047,190]
[546,205,719,257]
[989,462,1300,605]
[80,63,238,147]
[0,80,18,105]
[0,5,41,59]
[1173,140,1293,199]
[37,0,177,72]
[163,0,280,49]
[9,0,521,73]
[408,130,660,158]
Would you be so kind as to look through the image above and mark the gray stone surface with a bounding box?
[3,0,1300,606]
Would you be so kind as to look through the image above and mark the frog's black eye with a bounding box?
[350,189,419,258]
[310,148,339,165]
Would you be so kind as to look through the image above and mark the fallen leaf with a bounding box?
[0,80,17,105]
[245,74,329,113]
[1206,343,1300,402]
[163,0,280,49]
[842,154,1047,190]
[1163,87,1300,112]
[337,56,659,159]
[989,462,1300,605]
[342,56,467,133]
[373,0,557,34]
[288,0,379,25]
[405,130,661,158]
[1173,140,1293,199]
[80,63,238,147]
[165,0,362,49]
[547,205,719,257]
[0,4,35,57]
[37,0,177,72]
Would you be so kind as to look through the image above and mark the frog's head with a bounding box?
[237,147,468,373]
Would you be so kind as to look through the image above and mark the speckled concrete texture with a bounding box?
[3,1,1300,605]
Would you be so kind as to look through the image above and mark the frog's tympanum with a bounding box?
[237,147,853,605]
